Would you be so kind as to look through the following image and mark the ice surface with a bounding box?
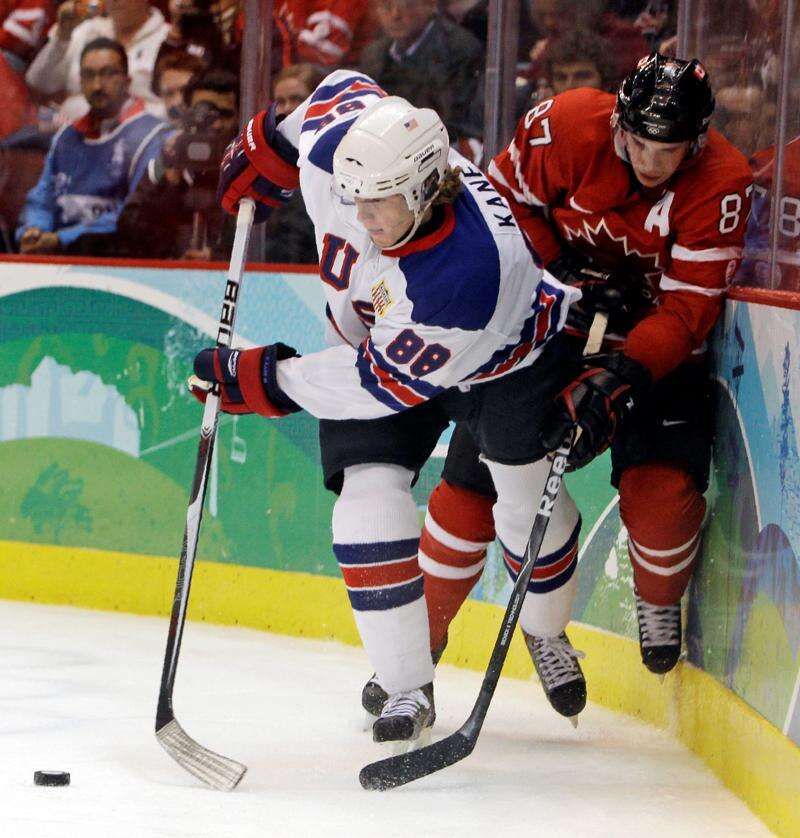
[1,601,770,838]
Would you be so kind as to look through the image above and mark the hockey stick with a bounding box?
[155,198,255,791]
[359,312,608,791]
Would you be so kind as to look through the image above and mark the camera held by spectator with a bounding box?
[163,98,233,189]
[117,66,238,260]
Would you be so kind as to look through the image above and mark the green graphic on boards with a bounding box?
[0,286,336,576]
[21,463,92,541]
[5,270,799,748]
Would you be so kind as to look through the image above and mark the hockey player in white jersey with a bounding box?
[193,70,583,744]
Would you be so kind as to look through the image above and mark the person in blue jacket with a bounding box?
[17,35,169,255]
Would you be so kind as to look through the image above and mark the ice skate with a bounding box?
[372,683,435,754]
[361,634,448,725]
[635,590,682,675]
[361,674,388,729]
[524,630,586,724]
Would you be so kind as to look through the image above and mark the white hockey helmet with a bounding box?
[333,96,449,246]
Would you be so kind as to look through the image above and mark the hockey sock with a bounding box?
[485,458,581,638]
[332,463,433,694]
[619,462,706,606]
[418,480,495,653]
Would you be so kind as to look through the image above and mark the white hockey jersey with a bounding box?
[261,70,579,420]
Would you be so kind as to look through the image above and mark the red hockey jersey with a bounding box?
[489,87,753,380]
[275,0,374,67]
[0,0,54,67]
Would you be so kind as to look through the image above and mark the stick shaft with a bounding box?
[156,199,255,728]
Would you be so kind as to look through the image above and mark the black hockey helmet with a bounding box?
[616,53,715,144]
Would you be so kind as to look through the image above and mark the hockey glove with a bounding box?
[217,105,300,222]
[540,352,651,470]
[546,248,642,334]
[191,344,302,418]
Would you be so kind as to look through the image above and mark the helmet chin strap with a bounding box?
[383,196,436,250]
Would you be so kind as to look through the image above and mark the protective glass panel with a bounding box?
[774,11,800,290]
[685,0,785,288]
[514,0,677,120]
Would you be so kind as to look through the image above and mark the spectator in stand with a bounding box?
[115,66,238,260]
[272,61,322,118]
[26,0,169,122]
[274,0,375,69]
[16,37,168,254]
[0,1,56,138]
[359,0,484,142]
[547,27,612,94]
[525,0,648,93]
[152,47,204,126]
[261,62,321,264]
[154,0,237,75]
[520,27,612,115]
[631,1,675,50]
[1,0,55,72]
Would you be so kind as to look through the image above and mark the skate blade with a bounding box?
[568,715,579,729]
[380,726,432,757]
[657,673,666,684]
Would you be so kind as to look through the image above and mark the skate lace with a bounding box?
[636,597,680,647]
[532,634,586,690]
[380,687,430,719]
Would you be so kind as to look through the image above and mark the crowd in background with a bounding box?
[0,0,795,290]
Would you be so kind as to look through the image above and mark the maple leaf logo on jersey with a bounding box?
[557,215,664,295]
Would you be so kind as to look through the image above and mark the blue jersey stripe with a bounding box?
[309,74,373,105]
[333,538,420,566]
[306,118,357,174]
[355,344,407,412]
[499,518,581,568]
[367,341,443,399]
[399,189,501,331]
[346,576,424,611]
[526,561,577,594]
[463,279,566,379]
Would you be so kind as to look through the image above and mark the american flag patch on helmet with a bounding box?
[404,118,419,131]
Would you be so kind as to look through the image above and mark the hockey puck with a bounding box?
[34,771,70,786]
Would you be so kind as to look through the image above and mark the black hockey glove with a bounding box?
[540,352,651,470]
[546,248,639,334]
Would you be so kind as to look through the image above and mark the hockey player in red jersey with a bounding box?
[406,53,753,696]
[196,70,582,746]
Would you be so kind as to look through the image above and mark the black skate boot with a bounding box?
[361,676,388,718]
[372,683,435,745]
[361,633,448,719]
[524,630,587,722]
[635,589,682,675]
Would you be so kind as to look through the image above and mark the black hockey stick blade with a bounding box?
[359,729,475,790]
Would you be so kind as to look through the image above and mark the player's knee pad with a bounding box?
[332,463,422,614]
[619,461,706,605]
[332,463,418,543]
[485,459,581,637]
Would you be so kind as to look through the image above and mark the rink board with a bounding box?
[0,259,798,835]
